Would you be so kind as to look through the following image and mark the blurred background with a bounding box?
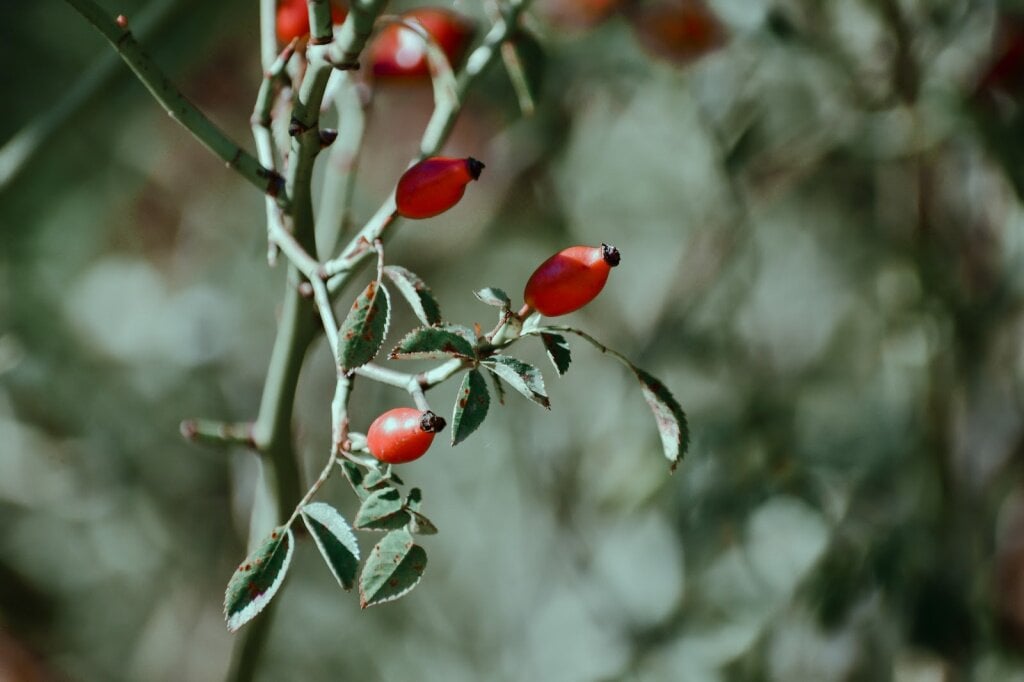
[5,0,1024,679]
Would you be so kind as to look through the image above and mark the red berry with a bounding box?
[371,8,475,77]
[366,408,445,464]
[523,244,621,317]
[276,0,348,45]
[629,0,726,67]
[395,157,484,219]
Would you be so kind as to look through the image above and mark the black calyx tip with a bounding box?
[601,243,621,267]
[420,411,447,433]
[319,129,338,147]
[466,157,485,181]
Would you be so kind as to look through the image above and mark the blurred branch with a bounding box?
[0,0,185,194]
[60,0,286,201]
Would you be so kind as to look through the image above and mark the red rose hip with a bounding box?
[371,8,475,77]
[366,408,446,464]
[395,157,484,219]
[523,244,621,317]
[276,0,348,45]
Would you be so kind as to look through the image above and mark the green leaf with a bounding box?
[338,460,369,500]
[337,281,391,371]
[404,488,438,534]
[474,287,511,308]
[301,503,360,591]
[405,487,424,512]
[489,370,507,406]
[390,325,475,360]
[354,487,411,531]
[633,368,689,470]
[539,332,571,375]
[383,265,442,326]
[359,529,428,608]
[483,355,549,409]
[224,526,294,632]
[451,369,490,445]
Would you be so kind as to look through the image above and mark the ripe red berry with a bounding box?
[366,408,445,464]
[276,0,348,45]
[371,8,475,77]
[523,244,621,317]
[629,0,726,67]
[395,157,484,219]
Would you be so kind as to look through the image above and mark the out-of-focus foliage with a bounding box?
[4,0,1024,680]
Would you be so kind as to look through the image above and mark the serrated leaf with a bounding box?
[483,355,549,409]
[301,503,360,591]
[355,487,411,531]
[633,368,689,470]
[359,530,428,607]
[409,511,438,535]
[383,265,442,326]
[451,369,490,445]
[405,487,424,512]
[489,370,507,406]
[539,333,571,375]
[474,287,511,308]
[338,460,370,500]
[337,281,391,371]
[224,527,294,632]
[390,325,475,360]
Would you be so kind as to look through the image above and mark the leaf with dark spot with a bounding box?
[224,526,294,632]
[359,530,427,607]
[337,281,391,371]
[451,369,490,445]
[482,355,549,409]
[390,325,475,360]
[354,487,410,531]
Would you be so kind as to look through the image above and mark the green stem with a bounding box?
[61,0,285,201]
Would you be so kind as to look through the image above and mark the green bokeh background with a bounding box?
[5,0,1024,680]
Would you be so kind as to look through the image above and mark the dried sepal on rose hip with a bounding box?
[366,408,446,464]
[371,8,475,77]
[523,244,621,317]
[395,157,484,219]
[276,0,348,45]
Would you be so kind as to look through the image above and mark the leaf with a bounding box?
[539,332,571,375]
[224,526,294,632]
[482,355,550,409]
[404,488,438,534]
[301,503,360,591]
[451,369,490,445]
[354,487,411,531]
[339,460,372,501]
[337,281,391,371]
[359,530,428,608]
[409,512,439,535]
[474,287,511,308]
[489,370,507,406]
[633,368,690,470]
[383,265,442,326]
[390,325,475,360]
